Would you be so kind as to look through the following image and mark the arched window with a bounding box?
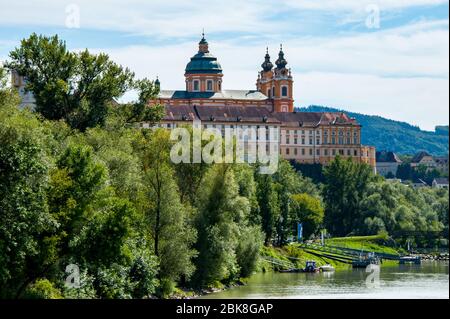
[281,86,288,97]
[207,80,213,91]
[193,80,200,91]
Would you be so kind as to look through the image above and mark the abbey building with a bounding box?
[146,35,376,168]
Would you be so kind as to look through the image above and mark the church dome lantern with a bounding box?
[185,32,224,93]
[261,47,274,72]
[275,44,288,69]
[185,33,223,75]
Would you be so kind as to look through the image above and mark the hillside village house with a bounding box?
[432,178,449,189]
[376,150,402,177]
[146,35,376,168]
[434,156,449,173]
[410,151,436,169]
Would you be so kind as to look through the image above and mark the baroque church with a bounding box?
[147,35,376,168]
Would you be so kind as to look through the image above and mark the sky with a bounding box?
[0,0,448,131]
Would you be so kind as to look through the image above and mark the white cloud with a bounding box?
[297,72,449,131]
[287,27,449,78]
[284,0,448,11]
[0,0,275,37]
[96,18,448,131]
[0,0,447,37]
[1,0,448,130]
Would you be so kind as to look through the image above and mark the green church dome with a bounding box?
[185,35,223,74]
[185,53,223,74]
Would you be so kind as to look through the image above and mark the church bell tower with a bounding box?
[257,45,294,113]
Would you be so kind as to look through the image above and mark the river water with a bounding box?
[201,261,449,299]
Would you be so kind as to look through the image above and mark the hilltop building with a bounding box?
[434,156,449,173]
[376,150,402,177]
[147,35,376,168]
[432,178,449,189]
[410,151,436,169]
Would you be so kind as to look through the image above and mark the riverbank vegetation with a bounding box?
[326,234,402,255]
[259,245,351,271]
[1,34,448,299]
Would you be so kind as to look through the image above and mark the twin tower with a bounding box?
[183,34,294,113]
[256,46,294,113]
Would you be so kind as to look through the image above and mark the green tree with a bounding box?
[255,173,279,245]
[140,129,197,290]
[172,126,210,204]
[114,78,165,125]
[396,162,412,180]
[72,197,134,268]
[0,67,20,107]
[385,171,395,179]
[23,279,62,299]
[233,164,260,225]
[235,226,264,278]
[272,160,318,245]
[0,94,55,298]
[193,165,254,286]
[76,126,144,201]
[356,179,447,245]
[48,144,107,251]
[322,157,374,236]
[6,33,134,130]
[290,193,324,240]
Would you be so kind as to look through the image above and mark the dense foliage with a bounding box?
[396,162,447,183]
[321,157,448,245]
[1,34,448,299]
[1,59,321,297]
[5,34,163,131]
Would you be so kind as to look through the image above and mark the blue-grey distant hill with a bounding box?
[297,105,449,156]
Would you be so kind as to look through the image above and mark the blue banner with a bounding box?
[297,223,303,241]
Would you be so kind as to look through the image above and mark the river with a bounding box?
[201,261,449,299]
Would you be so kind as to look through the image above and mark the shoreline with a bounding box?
[169,243,449,299]
[190,259,449,299]
[415,253,449,261]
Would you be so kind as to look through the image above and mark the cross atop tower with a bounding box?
[198,30,209,53]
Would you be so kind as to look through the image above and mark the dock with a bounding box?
[399,256,421,264]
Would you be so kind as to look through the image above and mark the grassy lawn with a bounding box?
[325,234,403,255]
[258,235,406,273]
[259,245,351,272]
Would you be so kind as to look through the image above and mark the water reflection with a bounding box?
[200,261,449,299]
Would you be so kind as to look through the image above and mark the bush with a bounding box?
[158,278,176,299]
[236,226,264,278]
[62,269,97,299]
[129,255,159,298]
[23,279,62,299]
[93,265,132,299]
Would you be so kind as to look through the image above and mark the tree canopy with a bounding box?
[6,33,164,131]
[1,34,448,299]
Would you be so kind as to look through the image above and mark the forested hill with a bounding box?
[297,105,449,156]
